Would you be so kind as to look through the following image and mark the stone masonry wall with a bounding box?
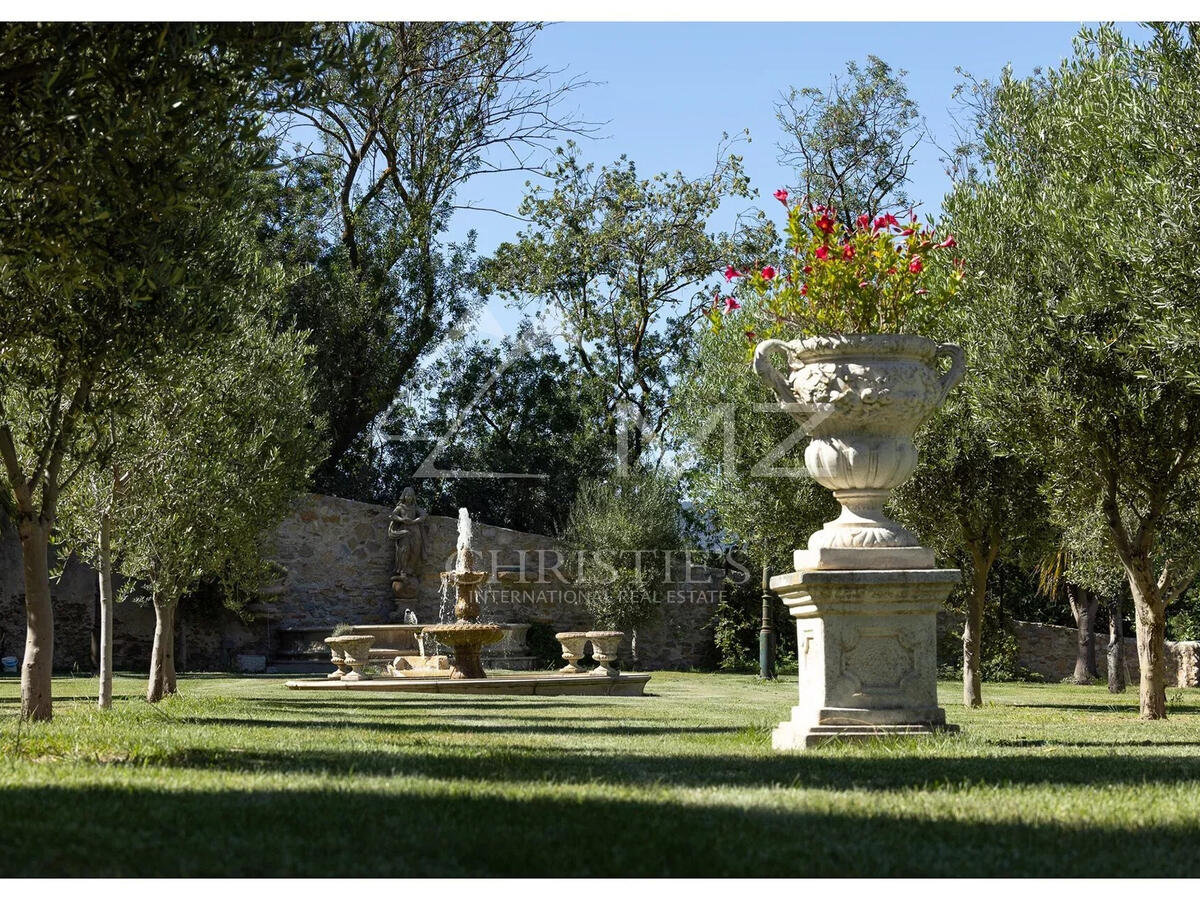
[0,524,263,673]
[1012,619,1199,687]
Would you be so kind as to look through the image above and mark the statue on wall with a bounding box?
[388,487,428,585]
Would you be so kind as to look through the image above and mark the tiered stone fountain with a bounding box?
[420,509,505,679]
[285,506,650,697]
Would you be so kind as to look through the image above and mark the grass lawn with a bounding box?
[1,672,1198,877]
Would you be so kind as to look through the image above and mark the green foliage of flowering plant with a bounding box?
[707,191,964,340]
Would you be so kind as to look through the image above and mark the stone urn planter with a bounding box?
[586,631,624,677]
[753,333,964,570]
[555,632,590,674]
[324,635,375,681]
[323,639,351,680]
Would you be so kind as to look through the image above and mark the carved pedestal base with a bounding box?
[448,646,485,680]
[769,567,960,751]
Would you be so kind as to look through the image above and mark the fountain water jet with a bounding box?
[419,508,504,679]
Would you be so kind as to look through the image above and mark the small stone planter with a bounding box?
[555,632,590,674]
[324,635,375,681]
[323,638,351,680]
[586,631,624,677]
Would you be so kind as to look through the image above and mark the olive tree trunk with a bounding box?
[164,602,177,694]
[1106,593,1126,694]
[1126,567,1167,719]
[18,518,54,721]
[1068,583,1099,684]
[97,511,114,710]
[146,593,177,703]
[962,562,987,708]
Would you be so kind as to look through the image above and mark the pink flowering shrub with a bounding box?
[708,191,963,339]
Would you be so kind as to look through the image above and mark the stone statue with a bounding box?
[388,487,428,579]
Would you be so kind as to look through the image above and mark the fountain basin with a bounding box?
[285,672,650,696]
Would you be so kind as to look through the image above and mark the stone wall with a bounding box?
[0,524,262,673]
[1012,619,1199,687]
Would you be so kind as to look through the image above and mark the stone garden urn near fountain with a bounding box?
[586,631,624,677]
[323,639,351,680]
[324,635,375,681]
[421,509,504,679]
[555,632,590,674]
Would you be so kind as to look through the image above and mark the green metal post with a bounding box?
[759,562,776,679]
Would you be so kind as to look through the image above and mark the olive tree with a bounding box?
[92,320,318,701]
[561,471,688,661]
[947,23,1200,718]
[0,24,321,720]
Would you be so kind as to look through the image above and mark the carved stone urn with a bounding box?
[753,332,964,750]
[324,635,375,681]
[754,333,964,570]
[323,639,350,680]
[555,632,590,674]
[586,631,624,677]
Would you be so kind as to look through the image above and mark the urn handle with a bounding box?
[934,342,966,401]
[753,339,795,404]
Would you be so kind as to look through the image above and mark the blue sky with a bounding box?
[449,21,1144,339]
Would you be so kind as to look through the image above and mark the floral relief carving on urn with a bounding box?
[754,333,964,562]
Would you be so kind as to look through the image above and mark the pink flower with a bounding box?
[761,265,776,280]
[915,289,929,295]
[873,213,899,233]
[857,214,870,230]
[815,215,835,234]
[909,256,923,274]
[899,226,916,237]
[937,235,958,249]
[799,283,808,296]
[858,280,870,288]
[724,265,744,281]
[723,296,741,312]
[842,245,855,260]
[774,188,789,207]
[814,246,830,261]
[745,330,756,342]
[802,265,813,275]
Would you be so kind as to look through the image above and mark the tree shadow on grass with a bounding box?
[148,740,1200,793]
[178,715,740,738]
[990,738,1200,748]
[1008,700,1200,714]
[0,780,1195,877]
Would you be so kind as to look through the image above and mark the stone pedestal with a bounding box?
[770,567,960,750]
